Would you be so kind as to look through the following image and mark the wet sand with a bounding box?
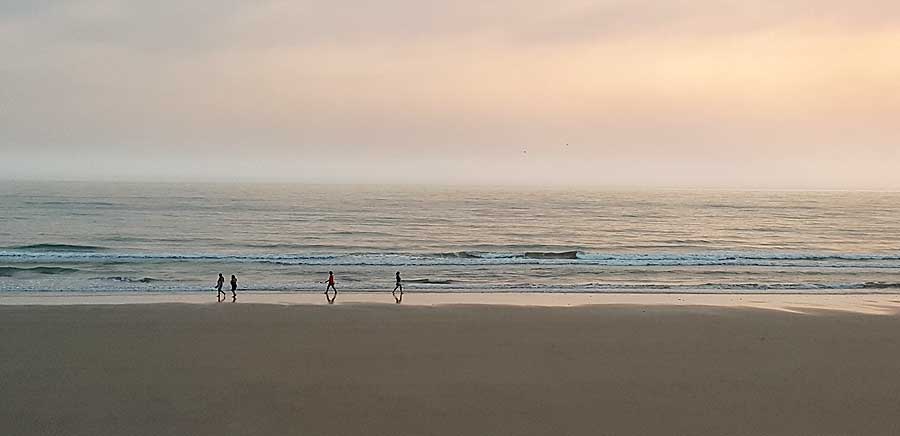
[4,291,900,314]
[3,302,900,435]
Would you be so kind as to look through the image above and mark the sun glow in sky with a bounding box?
[2,1,898,188]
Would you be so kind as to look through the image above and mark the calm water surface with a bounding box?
[1,182,899,293]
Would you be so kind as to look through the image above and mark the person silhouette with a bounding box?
[393,271,403,303]
[325,271,337,304]
[215,273,225,301]
[230,275,238,302]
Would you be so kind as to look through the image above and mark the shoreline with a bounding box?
[3,291,900,314]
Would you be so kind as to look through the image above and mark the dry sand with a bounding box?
[3,303,900,435]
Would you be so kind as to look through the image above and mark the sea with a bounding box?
[1,181,899,294]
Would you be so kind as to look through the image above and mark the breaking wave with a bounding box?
[2,250,899,268]
[11,243,106,252]
[431,251,579,259]
[100,276,164,283]
[404,278,455,285]
[0,266,80,277]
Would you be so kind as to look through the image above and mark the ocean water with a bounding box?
[1,181,899,294]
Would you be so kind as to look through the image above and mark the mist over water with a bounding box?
[1,181,899,293]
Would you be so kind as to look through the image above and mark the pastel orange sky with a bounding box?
[2,1,898,188]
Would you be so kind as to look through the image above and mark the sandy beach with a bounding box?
[3,301,900,435]
[6,0,900,433]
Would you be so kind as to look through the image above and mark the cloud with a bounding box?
[7,0,898,51]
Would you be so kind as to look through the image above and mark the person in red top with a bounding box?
[325,271,337,304]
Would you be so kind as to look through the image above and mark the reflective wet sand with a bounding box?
[3,291,900,314]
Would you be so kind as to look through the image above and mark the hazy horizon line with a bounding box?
[3,176,899,193]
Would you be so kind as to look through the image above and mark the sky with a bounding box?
[1,0,898,188]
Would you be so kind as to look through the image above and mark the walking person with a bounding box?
[324,271,337,304]
[230,274,238,302]
[215,273,225,301]
[393,271,403,303]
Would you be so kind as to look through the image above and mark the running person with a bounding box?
[392,271,403,303]
[393,271,403,292]
[215,273,226,300]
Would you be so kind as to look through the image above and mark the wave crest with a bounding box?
[524,251,579,259]
[0,266,80,277]
[101,276,162,283]
[12,243,106,252]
